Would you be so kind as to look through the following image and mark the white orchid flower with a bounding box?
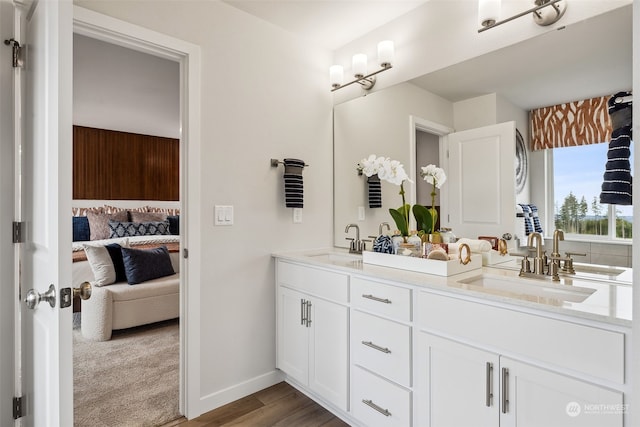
[358,154,387,177]
[420,164,447,189]
[379,159,412,186]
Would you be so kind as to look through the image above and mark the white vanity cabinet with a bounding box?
[416,292,626,427]
[350,276,414,427]
[273,252,630,427]
[276,260,349,411]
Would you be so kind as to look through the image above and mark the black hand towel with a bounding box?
[367,175,382,208]
[283,158,305,208]
[600,92,632,205]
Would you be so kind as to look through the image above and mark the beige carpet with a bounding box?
[73,318,180,427]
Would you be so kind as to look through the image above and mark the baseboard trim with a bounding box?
[197,370,284,415]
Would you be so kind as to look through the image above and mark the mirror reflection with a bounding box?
[333,5,632,268]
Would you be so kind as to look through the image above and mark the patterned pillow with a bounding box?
[121,245,175,285]
[86,211,129,240]
[109,220,171,238]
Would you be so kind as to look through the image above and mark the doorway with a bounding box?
[71,33,181,426]
[70,6,203,423]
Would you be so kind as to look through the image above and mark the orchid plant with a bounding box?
[358,155,412,238]
[414,164,447,235]
[358,156,447,240]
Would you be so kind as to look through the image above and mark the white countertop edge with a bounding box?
[272,248,632,328]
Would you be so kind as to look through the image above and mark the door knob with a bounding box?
[73,281,92,300]
[25,284,56,310]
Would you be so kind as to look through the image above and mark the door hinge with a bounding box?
[13,396,23,419]
[13,221,25,243]
[183,248,189,259]
[3,39,24,68]
[446,149,450,159]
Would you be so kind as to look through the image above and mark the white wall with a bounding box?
[73,34,180,138]
[74,0,334,415]
[331,0,630,105]
[0,1,15,425]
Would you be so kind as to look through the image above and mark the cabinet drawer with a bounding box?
[277,260,348,303]
[351,277,411,322]
[352,310,411,386]
[418,292,625,384]
[351,366,411,427]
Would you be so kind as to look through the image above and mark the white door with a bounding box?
[18,0,74,425]
[445,121,516,239]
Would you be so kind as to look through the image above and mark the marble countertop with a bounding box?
[274,248,632,327]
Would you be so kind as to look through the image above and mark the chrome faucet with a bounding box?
[345,223,365,254]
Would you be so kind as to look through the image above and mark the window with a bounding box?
[552,143,633,239]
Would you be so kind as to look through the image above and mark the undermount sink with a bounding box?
[572,263,625,276]
[306,251,362,267]
[456,274,597,303]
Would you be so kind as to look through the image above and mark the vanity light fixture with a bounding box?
[478,0,567,33]
[330,40,394,92]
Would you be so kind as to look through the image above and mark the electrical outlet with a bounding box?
[293,208,303,223]
[358,206,366,221]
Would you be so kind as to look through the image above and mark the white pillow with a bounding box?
[82,238,129,286]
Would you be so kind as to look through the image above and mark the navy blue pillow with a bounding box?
[121,245,175,285]
[105,244,127,283]
[72,216,90,242]
[167,215,180,235]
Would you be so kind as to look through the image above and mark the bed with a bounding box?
[72,208,182,341]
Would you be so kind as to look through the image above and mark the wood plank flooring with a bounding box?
[161,382,350,427]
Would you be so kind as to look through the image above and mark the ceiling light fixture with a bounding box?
[478,0,567,33]
[330,40,394,92]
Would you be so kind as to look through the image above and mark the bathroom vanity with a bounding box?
[274,249,631,427]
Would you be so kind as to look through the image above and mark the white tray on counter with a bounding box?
[362,251,482,276]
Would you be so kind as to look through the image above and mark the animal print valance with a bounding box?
[530,95,612,150]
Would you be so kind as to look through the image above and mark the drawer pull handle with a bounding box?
[362,294,392,304]
[362,399,392,417]
[485,362,493,407]
[361,340,391,354]
[501,367,509,414]
[300,299,307,326]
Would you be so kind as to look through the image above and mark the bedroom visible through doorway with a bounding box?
[72,33,182,426]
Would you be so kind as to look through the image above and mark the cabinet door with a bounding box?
[277,286,309,386]
[425,334,499,427]
[309,297,349,411]
[501,357,623,427]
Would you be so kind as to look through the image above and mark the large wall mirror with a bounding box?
[333,5,632,253]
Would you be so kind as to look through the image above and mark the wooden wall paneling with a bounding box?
[73,126,179,201]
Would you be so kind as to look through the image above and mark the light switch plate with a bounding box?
[358,206,366,221]
[293,208,303,223]
[214,205,234,226]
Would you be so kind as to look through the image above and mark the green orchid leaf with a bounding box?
[412,204,434,234]
[389,207,409,237]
